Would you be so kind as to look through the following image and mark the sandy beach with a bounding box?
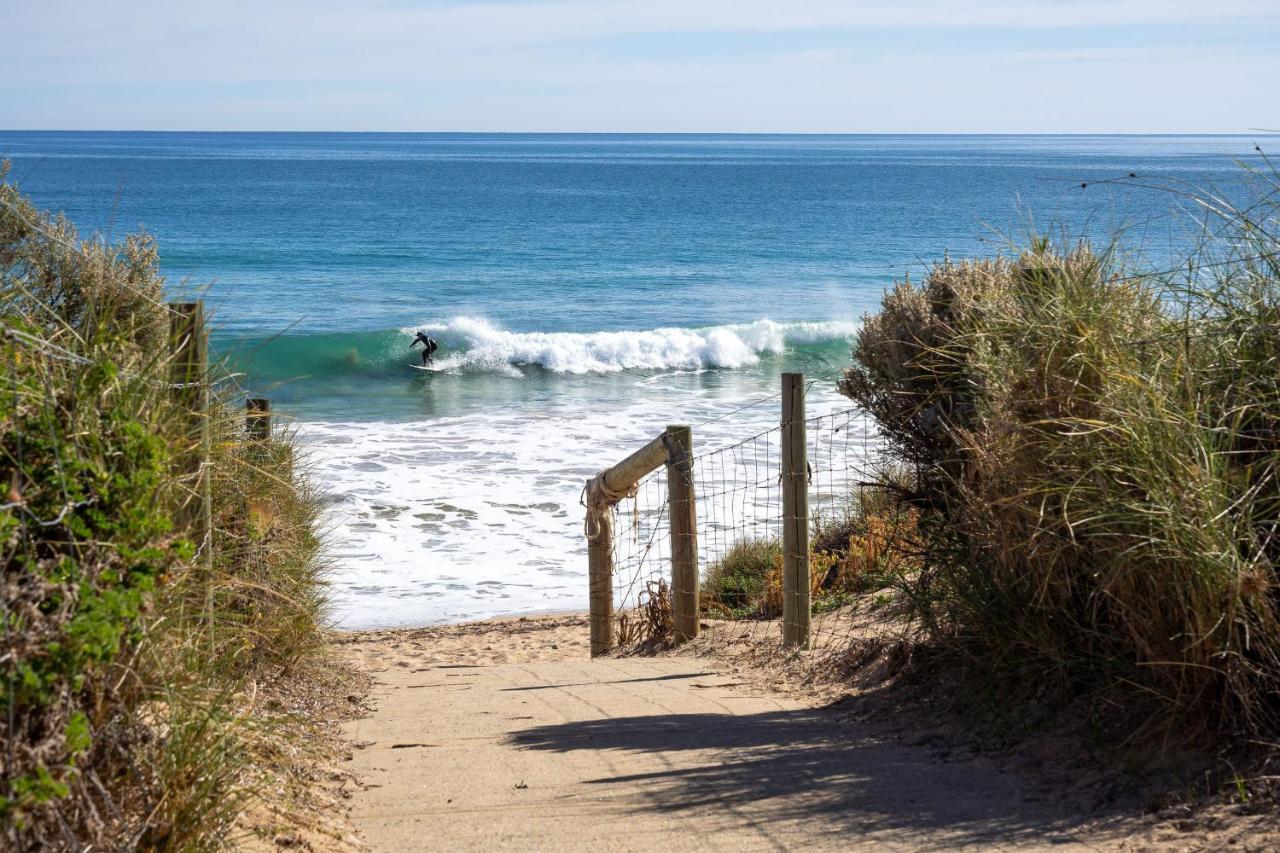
[317,614,1278,852]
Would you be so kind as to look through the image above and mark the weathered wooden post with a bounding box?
[665,425,699,643]
[246,397,271,441]
[586,495,615,657]
[170,301,212,553]
[585,430,691,656]
[781,373,811,648]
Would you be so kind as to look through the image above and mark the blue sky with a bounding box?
[4,0,1278,132]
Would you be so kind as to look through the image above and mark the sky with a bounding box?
[4,0,1279,133]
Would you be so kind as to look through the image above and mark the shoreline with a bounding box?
[327,607,589,635]
[333,611,592,668]
[305,372,862,634]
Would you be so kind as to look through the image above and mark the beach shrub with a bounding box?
[1,164,332,850]
[840,175,1280,740]
[701,538,783,614]
[810,466,919,587]
[698,495,919,620]
[814,511,919,606]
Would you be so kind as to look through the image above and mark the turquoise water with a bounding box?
[0,132,1261,625]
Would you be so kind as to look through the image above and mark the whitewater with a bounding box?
[289,317,861,627]
[303,366,858,628]
[412,317,856,374]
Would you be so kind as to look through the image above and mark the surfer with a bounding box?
[410,331,439,366]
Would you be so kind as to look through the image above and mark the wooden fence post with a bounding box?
[587,502,614,657]
[585,434,668,657]
[781,373,811,648]
[665,424,699,643]
[246,397,270,441]
[170,301,212,559]
[584,431,685,656]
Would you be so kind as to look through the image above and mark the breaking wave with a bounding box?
[406,317,856,374]
[226,317,858,381]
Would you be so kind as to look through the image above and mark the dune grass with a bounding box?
[1,163,337,850]
[839,160,1280,744]
[701,538,783,616]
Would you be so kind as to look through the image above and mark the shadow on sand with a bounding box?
[510,702,1119,848]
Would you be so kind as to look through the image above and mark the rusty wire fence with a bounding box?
[597,376,906,655]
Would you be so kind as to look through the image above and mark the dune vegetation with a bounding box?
[699,490,919,622]
[1,164,339,851]
[840,161,1280,745]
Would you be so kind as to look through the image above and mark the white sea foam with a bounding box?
[301,374,874,629]
[401,317,857,374]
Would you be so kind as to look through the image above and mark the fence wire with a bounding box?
[608,388,897,651]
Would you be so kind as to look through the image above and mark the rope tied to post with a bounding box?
[582,469,635,539]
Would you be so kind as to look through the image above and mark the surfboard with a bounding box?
[411,364,445,372]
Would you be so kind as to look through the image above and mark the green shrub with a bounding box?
[840,205,1280,741]
[1,164,331,850]
[701,538,782,614]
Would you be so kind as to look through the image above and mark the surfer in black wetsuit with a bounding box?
[410,331,439,366]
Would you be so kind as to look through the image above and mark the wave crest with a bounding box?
[403,318,857,374]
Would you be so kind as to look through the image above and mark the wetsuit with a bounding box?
[411,332,439,365]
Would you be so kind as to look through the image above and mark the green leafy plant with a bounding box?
[2,163,334,851]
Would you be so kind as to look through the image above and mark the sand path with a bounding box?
[336,615,1122,852]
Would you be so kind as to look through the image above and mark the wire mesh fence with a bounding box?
[604,380,898,653]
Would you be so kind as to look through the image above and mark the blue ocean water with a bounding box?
[0,132,1261,626]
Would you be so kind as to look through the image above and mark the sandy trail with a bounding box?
[335,614,1121,852]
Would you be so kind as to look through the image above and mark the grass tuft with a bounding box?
[839,158,1280,744]
[1,162,337,850]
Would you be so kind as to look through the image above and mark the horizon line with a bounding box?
[0,129,1269,137]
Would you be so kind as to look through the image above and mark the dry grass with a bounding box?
[839,177,1280,746]
[616,579,675,648]
[1,164,337,850]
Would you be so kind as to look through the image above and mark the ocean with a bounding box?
[0,132,1260,627]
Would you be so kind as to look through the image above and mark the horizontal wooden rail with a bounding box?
[584,425,698,657]
[599,434,668,498]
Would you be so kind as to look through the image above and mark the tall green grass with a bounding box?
[840,161,1280,742]
[1,163,333,850]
